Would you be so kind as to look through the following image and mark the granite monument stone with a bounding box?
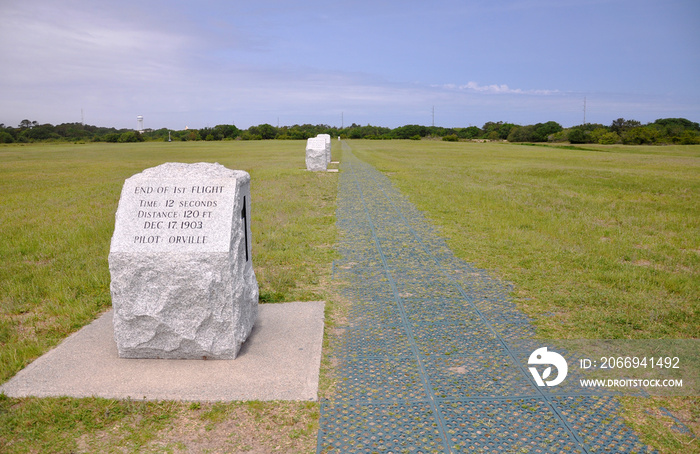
[305,137,327,171]
[108,162,258,359]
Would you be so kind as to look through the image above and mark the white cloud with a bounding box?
[436,82,560,96]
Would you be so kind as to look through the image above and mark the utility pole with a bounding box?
[432,106,435,127]
[341,112,344,129]
[583,97,587,125]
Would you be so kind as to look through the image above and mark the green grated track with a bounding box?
[317,144,655,453]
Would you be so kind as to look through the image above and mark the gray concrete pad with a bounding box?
[0,301,325,402]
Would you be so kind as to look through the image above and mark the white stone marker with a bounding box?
[109,162,258,359]
[317,134,331,163]
[305,137,327,171]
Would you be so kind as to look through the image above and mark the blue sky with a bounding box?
[1,0,698,130]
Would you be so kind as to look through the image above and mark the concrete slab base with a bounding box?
[0,301,325,402]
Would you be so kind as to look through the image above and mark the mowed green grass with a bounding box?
[0,141,337,453]
[351,140,699,339]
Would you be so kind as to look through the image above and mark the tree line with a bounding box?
[1,117,698,145]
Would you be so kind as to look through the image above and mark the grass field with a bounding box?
[0,139,698,453]
[0,140,338,452]
[352,140,699,340]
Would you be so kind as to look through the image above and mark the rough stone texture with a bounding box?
[305,137,328,171]
[109,162,258,359]
[317,134,331,163]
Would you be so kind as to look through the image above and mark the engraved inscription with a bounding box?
[111,179,236,253]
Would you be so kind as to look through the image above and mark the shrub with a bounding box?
[568,128,588,144]
[679,130,700,144]
[182,130,201,141]
[118,131,144,143]
[0,131,14,143]
[394,125,429,139]
[507,126,531,142]
[486,131,500,141]
[442,134,458,142]
[535,121,563,141]
[622,126,659,145]
[598,132,620,144]
[457,126,481,139]
[240,132,262,140]
[548,131,568,142]
[589,128,608,143]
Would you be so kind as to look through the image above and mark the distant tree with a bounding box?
[393,124,429,139]
[283,126,313,140]
[481,121,522,140]
[248,124,277,140]
[652,117,700,131]
[118,131,144,143]
[347,127,364,139]
[575,122,607,132]
[589,127,611,144]
[427,126,456,137]
[679,130,700,144]
[507,125,533,142]
[0,131,14,143]
[534,121,563,141]
[214,124,240,139]
[507,122,562,142]
[142,128,173,141]
[342,124,390,139]
[481,121,502,138]
[622,126,659,145]
[54,123,91,140]
[240,131,262,140]
[548,130,569,142]
[610,118,641,135]
[7,118,697,145]
[567,128,588,144]
[598,132,620,144]
[498,123,518,140]
[198,127,215,139]
[21,123,57,141]
[185,130,201,141]
[651,118,700,143]
[18,119,36,129]
[457,126,481,139]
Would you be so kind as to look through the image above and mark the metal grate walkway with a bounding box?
[317,145,655,453]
